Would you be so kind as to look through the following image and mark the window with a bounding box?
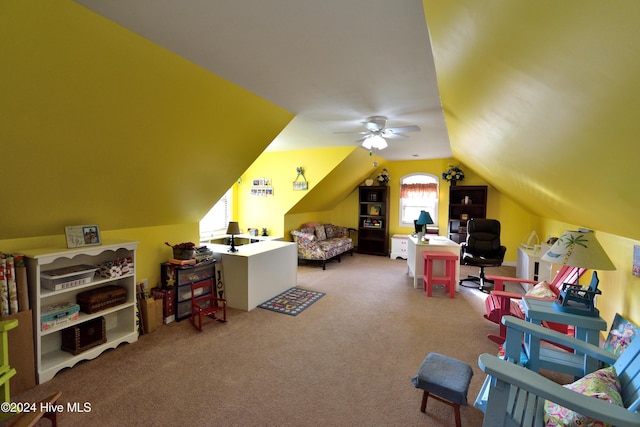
[199,188,233,241]
[399,174,439,228]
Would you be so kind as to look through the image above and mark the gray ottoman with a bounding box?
[411,353,473,427]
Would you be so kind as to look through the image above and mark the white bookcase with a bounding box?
[23,241,138,384]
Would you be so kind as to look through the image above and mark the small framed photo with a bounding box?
[460,214,469,221]
[65,225,101,248]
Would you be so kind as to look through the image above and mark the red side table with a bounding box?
[423,251,459,298]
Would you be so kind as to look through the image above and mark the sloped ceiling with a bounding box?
[72,0,452,161]
[4,1,640,243]
[423,0,640,241]
[1,1,293,240]
[72,0,640,242]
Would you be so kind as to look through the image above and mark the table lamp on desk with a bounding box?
[541,230,616,316]
[226,221,241,253]
[416,211,434,241]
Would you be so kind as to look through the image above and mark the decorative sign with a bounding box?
[65,225,101,248]
[293,181,307,190]
[293,167,308,191]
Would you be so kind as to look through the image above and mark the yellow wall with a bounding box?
[240,147,376,238]
[328,159,536,263]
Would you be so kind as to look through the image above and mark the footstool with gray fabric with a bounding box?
[411,352,474,427]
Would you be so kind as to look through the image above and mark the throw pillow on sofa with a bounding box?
[315,224,327,240]
[324,224,337,239]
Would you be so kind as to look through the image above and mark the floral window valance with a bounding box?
[400,183,438,199]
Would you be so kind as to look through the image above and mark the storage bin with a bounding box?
[41,301,80,331]
[76,285,127,314]
[176,300,192,321]
[40,264,97,291]
[61,316,106,355]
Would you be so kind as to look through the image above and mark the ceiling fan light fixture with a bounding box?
[362,134,387,150]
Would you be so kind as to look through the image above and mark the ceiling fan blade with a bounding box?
[386,125,420,133]
[383,133,407,140]
[333,130,370,135]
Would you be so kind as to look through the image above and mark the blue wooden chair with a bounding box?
[475,317,640,426]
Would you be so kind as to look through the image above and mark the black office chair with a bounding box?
[459,218,506,292]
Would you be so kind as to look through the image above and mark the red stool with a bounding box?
[423,252,459,298]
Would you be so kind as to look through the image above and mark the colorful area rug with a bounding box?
[258,287,325,316]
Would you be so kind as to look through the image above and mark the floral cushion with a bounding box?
[293,231,315,242]
[519,281,556,310]
[544,366,623,427]
[527,281,556,298]
[324,224,337,239]
[315,224,327,241]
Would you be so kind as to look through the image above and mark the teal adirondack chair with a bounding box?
[475,317,640,426]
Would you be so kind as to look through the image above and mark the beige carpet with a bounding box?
[13,254,528,426]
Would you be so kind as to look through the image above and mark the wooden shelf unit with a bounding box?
[357,186,390,256]
[24,241,138,384]
[447,185,488,244]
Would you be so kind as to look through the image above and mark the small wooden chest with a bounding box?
[76,285,127,314]
[61,316,106,355]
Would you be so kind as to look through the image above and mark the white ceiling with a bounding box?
[73,0,451,161]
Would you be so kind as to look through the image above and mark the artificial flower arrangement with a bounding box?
[442,165,465,183]
[376,168,390,185]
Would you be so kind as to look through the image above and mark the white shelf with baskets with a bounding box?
[23,241,138,384]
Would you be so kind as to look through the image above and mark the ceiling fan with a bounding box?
[335,116,420,150]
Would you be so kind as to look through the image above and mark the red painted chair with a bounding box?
[483,265,584,345]
[190,280,227,331]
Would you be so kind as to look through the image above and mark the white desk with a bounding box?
[206,240,297,311]
[516,245,553,291]
[202,234,283,245]
[406,235,461,289]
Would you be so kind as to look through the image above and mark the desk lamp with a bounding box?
[226,221,241,253]
[541,230,615,316]
[416,211,434,239]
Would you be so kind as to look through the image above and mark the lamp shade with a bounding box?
[416,210,434,226]
[226,221,241,235]
[540,230,615,271]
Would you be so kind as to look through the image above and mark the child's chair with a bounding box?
[190,280,227,331]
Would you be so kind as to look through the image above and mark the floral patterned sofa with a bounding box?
[290,222,354,270]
